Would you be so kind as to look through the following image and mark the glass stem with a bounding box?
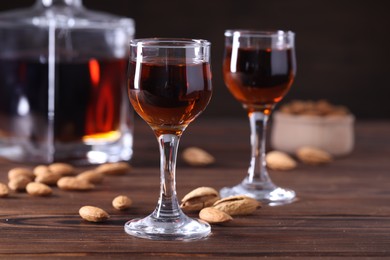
[153,133,182,219]
[246,111,274,187]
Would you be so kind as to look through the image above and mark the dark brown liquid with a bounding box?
[0,58,127,143]
[127,60,212,134]
[223,47,295,112]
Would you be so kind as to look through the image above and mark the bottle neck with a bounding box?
[36,0,83,7]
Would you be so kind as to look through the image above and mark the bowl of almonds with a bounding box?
[271,100,355,157]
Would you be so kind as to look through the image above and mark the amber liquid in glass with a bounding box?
[223,47,295,111]
[128,60,212,135]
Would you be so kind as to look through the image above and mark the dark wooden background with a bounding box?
[1,0,389,119]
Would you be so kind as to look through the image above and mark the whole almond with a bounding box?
[112,195,132,210]
[79,206,109,223]
[266,151,297,171]
[199,207,233,224]
[8,168,34,181]
[0,182,9,197]
[213,195,261,216]
[48,163,75,176]
[26,182,52,196]
[57,177,95,191]
[296,146,333,165]
[182,147,215,166]
[95,162,131,175]
[8,176,31,191]
[33,165,51,176]
[76,170,104,184]
[180,187,220,212]
[35,171,62,185]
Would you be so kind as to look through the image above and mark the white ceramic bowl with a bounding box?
[271,112,355,157]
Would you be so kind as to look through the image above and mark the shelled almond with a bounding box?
[0,182,9,197]
[48,163,75,176]
[95,162,132,175]
[182,147,215,166]
[266,151,297,171]
[112,195,132,210]
[199,207,233,224]
[8,175,31,191]
[57,177,95,191]
[79,206,109,223]
[296,146,333,165]
[76,170,104,184]
[26,182,52,196]
[8,168,34,181]
[34,171,62,185]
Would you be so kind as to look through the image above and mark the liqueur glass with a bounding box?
[125,38,213,240]
[220,30,297,205]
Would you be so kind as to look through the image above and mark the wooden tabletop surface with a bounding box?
[0,117,389,259]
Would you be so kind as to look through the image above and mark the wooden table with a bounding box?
[1,118,389,258]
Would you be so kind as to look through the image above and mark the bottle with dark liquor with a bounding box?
[0,0,135,164]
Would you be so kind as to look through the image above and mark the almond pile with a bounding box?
[279,99,350,116]
[0,161,133,223]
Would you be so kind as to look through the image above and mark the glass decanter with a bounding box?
[0,0,135,164]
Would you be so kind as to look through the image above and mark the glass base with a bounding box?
[124,213,211,241]
[220,181,296,206]
[0,131,133,165]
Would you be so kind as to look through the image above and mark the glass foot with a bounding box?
[124,213,211,241]
[220,182,296,206]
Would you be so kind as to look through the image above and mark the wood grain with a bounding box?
[0,118,389,258]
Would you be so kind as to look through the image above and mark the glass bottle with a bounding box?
[0,0,135,164]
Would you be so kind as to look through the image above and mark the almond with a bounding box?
[296,146,333,165]
[182,147,215,166]
[79,206,109,223]
[76,170,104,184]
[112,195,132,210]
[180,187,220,212]
[8,168,34,181]
[0,182,9,197]
[213,195,261,216]
[33,165,51,176]
[35,171,62,185]
[57,177,94,191]
[199,207,233,224]
[95,162,131,175]
[266,151,297,171]
[26,182,52,196]
[8,176,31,191]
[48,163,75,176]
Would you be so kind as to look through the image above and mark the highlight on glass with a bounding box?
[125,38,213,240]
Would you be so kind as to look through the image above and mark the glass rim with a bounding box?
[129,38,211,48]
[224,29,295,38]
